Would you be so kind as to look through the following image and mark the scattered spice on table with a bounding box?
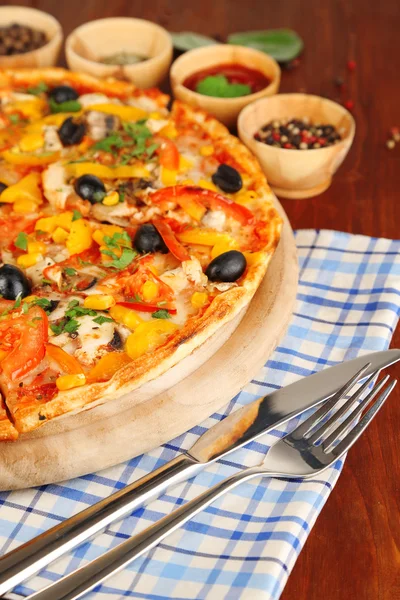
[0,23,47,55]
[254,118,342,149]
[386,127,399,150]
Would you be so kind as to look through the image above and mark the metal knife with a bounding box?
[1,348,399,597]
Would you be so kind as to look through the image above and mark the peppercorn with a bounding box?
[254,117,342,150]
[0,22,47,55]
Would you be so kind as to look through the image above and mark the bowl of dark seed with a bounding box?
[238,93,355,199]
[0,6,62,68]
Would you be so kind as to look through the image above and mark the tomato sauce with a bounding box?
[183,63,271,95]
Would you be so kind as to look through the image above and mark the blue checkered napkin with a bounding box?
[1,230,400,600]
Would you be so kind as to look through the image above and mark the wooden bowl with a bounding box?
[238,93,355,199]
[0,6,62,68]
[170,44,281,129]
[66,18,173,89]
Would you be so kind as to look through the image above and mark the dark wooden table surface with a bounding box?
[3,0,400,598]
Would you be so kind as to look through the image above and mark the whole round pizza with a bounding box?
[0,68,282,441]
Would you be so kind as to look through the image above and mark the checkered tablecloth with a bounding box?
[1,229,400,600]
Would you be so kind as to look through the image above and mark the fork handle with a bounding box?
[0,454,202,597]
[28,466,276,600]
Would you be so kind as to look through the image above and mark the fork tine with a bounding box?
[290,363,371,440]
[327,378,397,457]
[322,375,390,451]
[307,371,377,445]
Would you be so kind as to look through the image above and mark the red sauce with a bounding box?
[183,63,271,95]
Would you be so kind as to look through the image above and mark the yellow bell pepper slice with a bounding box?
[67,162,150,180]
[125,320,178,360]
[4,98,46,121]
[2,148,60,166]
[177,228,233,247]
[84,103,147,122]
[87,352,132,383]
[66,219,93,256]
[0,172,42,205]
[109,305,143,330]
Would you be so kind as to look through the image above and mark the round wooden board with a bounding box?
[0,199,298,491]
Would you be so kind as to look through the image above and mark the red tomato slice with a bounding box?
[117,302,177,314]
[158,138,180,170]
[1,306,48,381]
[153,219,191,262]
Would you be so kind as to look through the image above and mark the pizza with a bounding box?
[0,68,282,441]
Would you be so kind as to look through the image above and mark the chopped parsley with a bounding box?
[64,267,77,276]
[152,309,171,320]
[42,278,53,286]
[27,82,49,96]
[72,210,82,221]
[93,315,114,325]
[100,231,137,270]
[101,247,137,270]
[30,297,53,312]
[9,114,20,124]
[15,232,28,252]
[13,293,22,309]
[93,132,128,154]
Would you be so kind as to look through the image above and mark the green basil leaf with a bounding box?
[227,29,303,62]
[170,31,217,51]
[196,75,251,98]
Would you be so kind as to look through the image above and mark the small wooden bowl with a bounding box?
[170,44,280,129]
[66,18,173,89]
[238,93,355,199]
[0,6,62,68]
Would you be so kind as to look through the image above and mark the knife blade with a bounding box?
[1,348,399,596]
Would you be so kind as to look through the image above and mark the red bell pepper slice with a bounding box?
[158,138,180,170]
[117,302,177,314]
[153,218,191,262]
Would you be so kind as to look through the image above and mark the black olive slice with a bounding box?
[212,164,243,194]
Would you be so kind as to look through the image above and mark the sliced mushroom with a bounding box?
[84,111,120,141]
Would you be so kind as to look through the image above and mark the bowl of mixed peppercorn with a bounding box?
[0,6,62,68]
[238,93,355,199]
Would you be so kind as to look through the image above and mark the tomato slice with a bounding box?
[0,306,48,381]
[158,138,180,170]
[153,219,191,262]
[117,302,177,314]
[46,343,83,375]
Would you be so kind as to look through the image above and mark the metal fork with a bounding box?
[24,365,396,600]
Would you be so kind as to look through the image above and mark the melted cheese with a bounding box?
[78,93,121,108]
[43,125,62,152]
[26,257,55,286]
[74,315,115,366]
[42,162,74,210]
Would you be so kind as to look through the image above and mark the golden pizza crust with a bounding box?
[0,69,282,437]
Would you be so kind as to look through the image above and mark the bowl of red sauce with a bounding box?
[171,44,280,129]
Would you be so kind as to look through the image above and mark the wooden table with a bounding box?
[6,0,400,598]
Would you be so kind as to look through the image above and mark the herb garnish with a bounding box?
[15,232,28,252]
[100,231,137,270]
[27,82,49,96]
[9,114,20,125]
[64,267,77,276]
[72,210,82,221]
[93,315,114,325]
[152,309,171,319]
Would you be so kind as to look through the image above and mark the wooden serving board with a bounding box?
[0,199,298,491]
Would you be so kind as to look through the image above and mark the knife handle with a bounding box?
[0,454,202,596]
[27,466,265,600]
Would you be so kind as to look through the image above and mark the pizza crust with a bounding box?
[0,68,282,437]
